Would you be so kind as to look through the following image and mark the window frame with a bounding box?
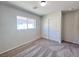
[17,16,36,30]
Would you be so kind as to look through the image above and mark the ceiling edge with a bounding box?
[0,1,41,17]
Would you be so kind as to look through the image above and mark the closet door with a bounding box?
[48,13,61,43]
[63,11,79,44]
[42,12,61,43]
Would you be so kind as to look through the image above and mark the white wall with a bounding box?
[0,4,41,53]
[42,11,62,43]
[63,11,79,44]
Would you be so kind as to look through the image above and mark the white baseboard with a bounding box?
[0,37,40,55]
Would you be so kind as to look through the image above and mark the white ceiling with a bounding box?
[7,1,79,16]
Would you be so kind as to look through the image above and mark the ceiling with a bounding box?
[5,1,79,16]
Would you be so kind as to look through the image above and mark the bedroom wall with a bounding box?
[0,4,41,53]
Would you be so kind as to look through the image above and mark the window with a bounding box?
[28,18,36,29]
[17,16,27,30]
[17,16,36,30]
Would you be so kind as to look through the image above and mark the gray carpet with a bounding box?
[13,39,79,57]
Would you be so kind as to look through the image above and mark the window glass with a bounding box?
[17,16,36,30]
[17,16,27,30]
[28,19,36,29]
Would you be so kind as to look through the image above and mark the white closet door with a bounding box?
[49,17,59,41]
[48,12,61,43]
[42,12,61,43]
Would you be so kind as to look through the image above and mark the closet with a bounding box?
[63,11,79,44]
[42,11,61,43]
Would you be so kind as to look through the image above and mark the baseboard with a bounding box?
[41,37,48,40]
[42,37,61,43]
[62,40,79,46]
[0,38,41,57]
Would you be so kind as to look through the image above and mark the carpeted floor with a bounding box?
[12,39,79,57]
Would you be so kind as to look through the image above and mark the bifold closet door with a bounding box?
[42,12,61,43]
[48,12,61,43]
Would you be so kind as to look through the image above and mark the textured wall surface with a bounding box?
[0,4,41,53]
